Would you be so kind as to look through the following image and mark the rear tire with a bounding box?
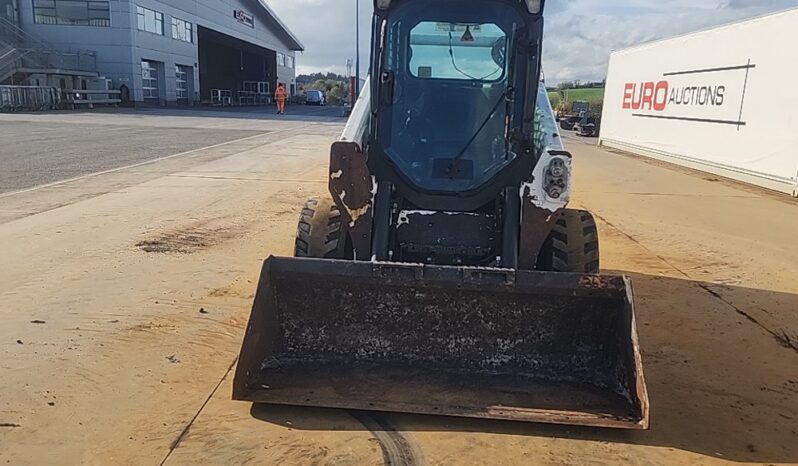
[537,209,600,274]
[294,198,343,259]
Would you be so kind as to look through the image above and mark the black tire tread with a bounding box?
[294,198,342,259]
[548,209,600,274]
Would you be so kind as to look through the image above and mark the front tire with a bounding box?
[294,198,342,258]
[537,209,600,274]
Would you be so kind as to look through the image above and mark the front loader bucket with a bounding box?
[233,257,649,429]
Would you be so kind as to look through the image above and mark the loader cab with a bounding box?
[369,0,545,210]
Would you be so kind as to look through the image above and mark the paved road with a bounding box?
[0,105,344,194]
[1,114,796,465]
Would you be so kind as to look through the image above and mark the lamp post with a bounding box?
[355,0,360,98]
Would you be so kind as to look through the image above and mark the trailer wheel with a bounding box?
[294,198,343,259]
[538,209,600,274]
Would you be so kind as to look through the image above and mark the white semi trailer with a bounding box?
[599,8,798,197]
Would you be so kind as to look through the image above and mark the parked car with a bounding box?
[305,90,326,106]
[573,117,598,137]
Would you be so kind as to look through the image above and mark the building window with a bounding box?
[141,60,159,100]
[277,52,285,67]
[171,17,192,43]
[286,56,294,69]
[33,0,111,27]
[175,65,190,100]
[136,5,162,35]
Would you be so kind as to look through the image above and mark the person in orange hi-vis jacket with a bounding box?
[275,84,287,115]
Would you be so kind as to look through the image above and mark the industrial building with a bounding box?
[0,0,303,106]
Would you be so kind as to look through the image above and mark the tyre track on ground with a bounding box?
[350,411,423,466]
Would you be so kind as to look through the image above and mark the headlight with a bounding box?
[544,158,568,199]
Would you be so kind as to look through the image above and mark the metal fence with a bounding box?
[0,17,98,82]
[0,85,61,111]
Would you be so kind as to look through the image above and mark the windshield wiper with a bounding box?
[445,27,520,178]
[445,87,511,178]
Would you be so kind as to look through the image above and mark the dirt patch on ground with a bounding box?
[136,188,307,256]
[137,223,239,254]
[128,321,179,333]
[208,287,232,297]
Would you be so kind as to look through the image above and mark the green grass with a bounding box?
[548,88,605,110]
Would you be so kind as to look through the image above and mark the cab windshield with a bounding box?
[380,2,524,192]
[409,22,507,82]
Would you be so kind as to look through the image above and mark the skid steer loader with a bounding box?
[234,0,649,429]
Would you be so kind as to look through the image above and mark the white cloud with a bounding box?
[267,0,373,76]
[542,0,798,83]
[267,0,798,82]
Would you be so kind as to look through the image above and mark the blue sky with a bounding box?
[267,0,798,83]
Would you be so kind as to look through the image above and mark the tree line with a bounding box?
[296,73,350,106]
[546,80,605,92]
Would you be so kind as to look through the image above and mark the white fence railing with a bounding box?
[211,89,233,106]
[62,89,121,108]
